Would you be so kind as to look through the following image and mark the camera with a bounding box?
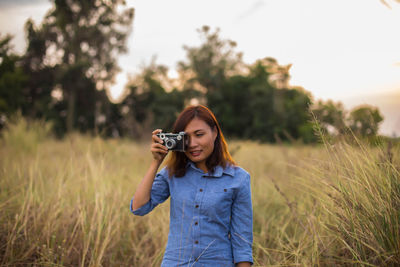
[156,131,188,152]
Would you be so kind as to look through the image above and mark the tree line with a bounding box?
[0,1,384,142]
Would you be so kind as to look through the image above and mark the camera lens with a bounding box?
[165,139,176,149]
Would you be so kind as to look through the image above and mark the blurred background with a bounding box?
[1,1,400,266]
[0,0,399,141]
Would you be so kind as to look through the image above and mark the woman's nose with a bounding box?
[188,136,197,147]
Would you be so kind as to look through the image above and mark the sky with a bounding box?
[0,0,399,135]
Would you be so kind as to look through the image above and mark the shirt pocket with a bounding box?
[203,187,234,220]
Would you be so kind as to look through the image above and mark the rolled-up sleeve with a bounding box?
[130,167,170,216]
[231,172,253,265]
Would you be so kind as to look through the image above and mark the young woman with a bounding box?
[130,105,253,267]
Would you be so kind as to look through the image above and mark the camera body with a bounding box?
[156,131,188,152]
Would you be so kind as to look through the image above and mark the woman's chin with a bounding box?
[187,155,204,164]
[186,152,201,162]
[189,157,200,163]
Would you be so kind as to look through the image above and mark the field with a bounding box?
[1,119,399,266]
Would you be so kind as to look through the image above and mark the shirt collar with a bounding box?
[187,161,235,178]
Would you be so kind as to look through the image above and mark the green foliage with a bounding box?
[118,62,186,138]
[311,99,347,135]
[0,1,134,137]
[312,100,386,141]
[22,0,134,133]
[178,26,243,92]
[208,74,253,138]
[207,57,315,143]
[244,60,276,141]
[19,20,58,126]
[349,105,384,137]
[0,17,386,142]
[114,25,383,143]
[0,35,28,125]
[274,87,314,141]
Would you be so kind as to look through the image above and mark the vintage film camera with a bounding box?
[156,131,188,152]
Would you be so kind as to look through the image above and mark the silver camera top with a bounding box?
[156,131,188,152]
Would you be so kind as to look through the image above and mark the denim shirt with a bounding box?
[130,162,253,266]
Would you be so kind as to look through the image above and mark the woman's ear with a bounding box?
[212,126,218,141]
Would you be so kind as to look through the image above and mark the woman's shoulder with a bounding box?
[227,164,250,180]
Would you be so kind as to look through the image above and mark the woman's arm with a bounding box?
[236,262,251,267]
[130,159,163,210]
[130,129,169,211]
[231,171,253,265]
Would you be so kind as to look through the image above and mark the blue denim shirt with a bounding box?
[130,162,253,266]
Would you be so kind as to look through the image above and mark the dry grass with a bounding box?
[0,119,399,266]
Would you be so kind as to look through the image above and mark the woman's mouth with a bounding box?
[190,150,201,157]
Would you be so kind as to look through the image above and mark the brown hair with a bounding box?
[165,105,235,178]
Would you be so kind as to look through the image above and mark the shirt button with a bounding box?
[195,204,199,208]
[199,188,203,192]
[224,188,227,192]
[195,240,199,244]
[195,221,198,225]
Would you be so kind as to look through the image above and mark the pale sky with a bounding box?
[0,0,399,135]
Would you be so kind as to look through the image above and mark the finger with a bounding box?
[152,134,163,144]
[152,143,168,151]
[152,148,168,154]
[152,129,162,135]
[151,129,163,143]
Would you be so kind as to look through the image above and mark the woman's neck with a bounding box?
[196,162,208,173]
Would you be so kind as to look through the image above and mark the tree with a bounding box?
[311,99,347,135]
[275,87,314,142]
[119,61,186,138]
[0,34,28,128]
[348,105,383,137]
[244,59,276,141]
[207,74,254,138]
[178,25,243,94]
[25,0,134,133]
[207,56,314,143]
[22,20,59,125]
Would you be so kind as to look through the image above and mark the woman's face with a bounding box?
[184,118,217,170]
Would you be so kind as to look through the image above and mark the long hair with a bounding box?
[166,105,235,178]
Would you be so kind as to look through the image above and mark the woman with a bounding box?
[130,105,253,267]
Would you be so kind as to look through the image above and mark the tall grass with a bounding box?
[0,118,399,266]
[299,140,400,266]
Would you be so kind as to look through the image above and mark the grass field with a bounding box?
[1,119,399,266]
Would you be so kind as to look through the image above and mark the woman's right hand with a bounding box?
[151,129,169,163]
